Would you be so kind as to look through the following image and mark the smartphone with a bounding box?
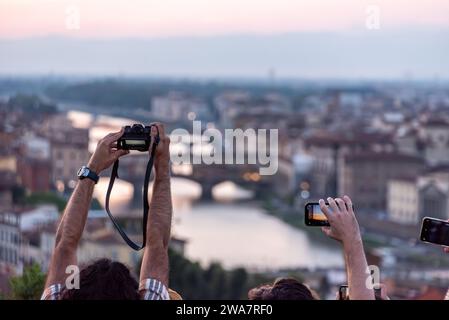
[374,287,382,300]
[339,285,349,300]
[420,217,449,246]
[304,202,330,226]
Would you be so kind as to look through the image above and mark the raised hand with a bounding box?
[319,195,362,246]
[88,128,129,173]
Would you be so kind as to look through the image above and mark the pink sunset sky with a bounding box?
[1,0,449,38]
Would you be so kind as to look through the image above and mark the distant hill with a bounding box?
[0,29,448,79]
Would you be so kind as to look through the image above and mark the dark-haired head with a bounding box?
[61,258,140,300]
[248,278,318,300]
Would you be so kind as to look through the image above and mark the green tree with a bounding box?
[227,268,249,299]
[9,263,46,300]
[90,198,103,210]
[24,192,67,212]
[7,94,57,114]
[11,185,26,204]
[205,263,227,299]
[141,249,273,299]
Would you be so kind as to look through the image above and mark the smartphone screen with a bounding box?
[420,217,449,246]
[304,203,330,226]
[311,204,327,221]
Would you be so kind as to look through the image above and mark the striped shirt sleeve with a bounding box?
[139,278,170,300]
[41,283,64,300]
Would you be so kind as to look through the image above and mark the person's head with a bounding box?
[248,278,318,300]
[61,258,140,300]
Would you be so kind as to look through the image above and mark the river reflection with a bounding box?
[71,109,343,271]
[173,201,344,270]
[93,175,344,270]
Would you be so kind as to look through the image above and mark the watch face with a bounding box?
[77,166,88,177]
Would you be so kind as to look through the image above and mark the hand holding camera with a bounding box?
[88,128,130,174]
[103,122,170,251]
[151,123,171,179]
[117,124,153,151]
[116,122,170,178]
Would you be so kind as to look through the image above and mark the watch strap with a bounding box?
[78,166,99,184]
[86,169,99,184]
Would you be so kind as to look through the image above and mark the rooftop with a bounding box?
[345,152,424,164]
[304,130,393,147]
[425,164,449,174]
[423,118,449,128]
[389,176,417,183]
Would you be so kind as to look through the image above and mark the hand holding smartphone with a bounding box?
[420,217,449,247]
[338,285,349,300]
[304,201,354,227]
[304,202,330,226]
[339,284,383,300]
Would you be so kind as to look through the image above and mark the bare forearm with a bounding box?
[44,129,129,290]
[344,240,375,300]
[55,179,94,249]
[139,124,172,288]
[148,175,172,246]
[140,173,172,286]
[46,179,94,287]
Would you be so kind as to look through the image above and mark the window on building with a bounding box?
[13,234,19,244]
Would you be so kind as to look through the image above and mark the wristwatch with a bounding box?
[77,166,99,184]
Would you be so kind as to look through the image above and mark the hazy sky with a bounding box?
[1,0,449,79]
[1,0,449,38]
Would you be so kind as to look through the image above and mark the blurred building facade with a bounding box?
[42,115,90,191]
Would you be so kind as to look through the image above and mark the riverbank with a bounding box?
[259,198,340,248]
[260,197,449,269]
[175,200,344,270]
[260,196,401,250]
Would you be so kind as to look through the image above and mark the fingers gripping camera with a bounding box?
[117,124,158,152]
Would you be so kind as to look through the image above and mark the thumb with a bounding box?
[321,226,332,237]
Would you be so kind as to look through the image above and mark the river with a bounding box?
[71,110,344,271]
[173,201,343,270]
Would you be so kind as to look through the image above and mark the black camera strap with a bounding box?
[104,136,159,251]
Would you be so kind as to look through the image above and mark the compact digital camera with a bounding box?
[117,124,152,151]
